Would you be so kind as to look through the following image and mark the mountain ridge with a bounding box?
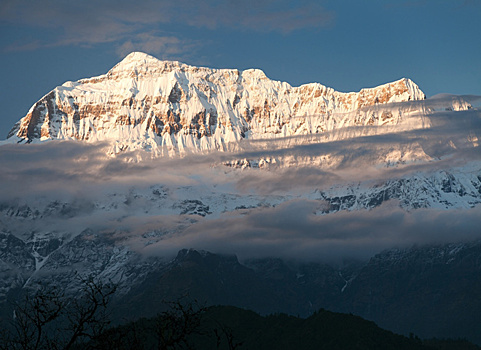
[6,52,428,156]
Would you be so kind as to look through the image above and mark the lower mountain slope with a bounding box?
[339,242,481,344]
[101,243,481,345]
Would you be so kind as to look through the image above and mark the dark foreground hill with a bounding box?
[90,305,478,350]
[2,278,479,350]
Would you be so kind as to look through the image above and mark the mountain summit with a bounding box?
[7,52,426,155]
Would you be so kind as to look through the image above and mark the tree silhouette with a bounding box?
[0,276,117,350]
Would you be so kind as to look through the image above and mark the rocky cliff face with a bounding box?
[7,52,429,155]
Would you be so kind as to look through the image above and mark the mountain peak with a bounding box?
[110,51,166,72]
[5,54,434,153]
[103,52,191,80]
[396,77,426,100]
[117,51,160,65]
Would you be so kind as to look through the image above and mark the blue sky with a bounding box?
[0,0,480,138]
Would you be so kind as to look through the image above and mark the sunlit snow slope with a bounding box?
[7,52,433,156]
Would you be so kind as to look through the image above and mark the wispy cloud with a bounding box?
[1,0,333,55]
[182,0,334,33]
[115,32,201,59]
[1,99,479,199]
[0,101,480,262]
[140,200,481,263]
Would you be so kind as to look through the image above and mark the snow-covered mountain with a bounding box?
[2,52,481,344]
[6,52,432,156]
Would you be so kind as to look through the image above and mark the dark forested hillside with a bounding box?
[89,305,479,350]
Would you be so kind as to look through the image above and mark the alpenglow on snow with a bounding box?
[6,52,430,156]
